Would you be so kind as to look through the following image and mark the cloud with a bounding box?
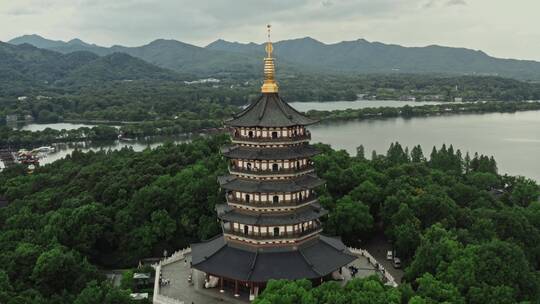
[321,0,333,7]
[423,0,466,8]
[446,0,467,6]
[1,0,540,61]
[5,8,39,16]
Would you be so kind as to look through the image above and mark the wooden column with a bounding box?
[219,276,224,293]
[234,280,239,297]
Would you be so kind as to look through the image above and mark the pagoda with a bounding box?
[190,26,356,300]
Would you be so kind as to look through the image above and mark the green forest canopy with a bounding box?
[0,135,539,303]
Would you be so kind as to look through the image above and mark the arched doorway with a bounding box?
[272,163,279,171]
[273,227,280,236]
[244,225,249,235]
[245,194,250,203]
[271,131,278,139]
[273,195,279,204]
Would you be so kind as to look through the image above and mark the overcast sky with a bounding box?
[1,0,539,60]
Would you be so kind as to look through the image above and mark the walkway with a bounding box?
[159,253,246,304]
[363,233,404,283]
[155,250,382,303]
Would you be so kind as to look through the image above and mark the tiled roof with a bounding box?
[191,235,356,282]
[225,93,318,127]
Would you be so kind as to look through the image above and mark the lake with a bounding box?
[14,122,98,131]
[5,102,540,182]
[309,111,540,181]
[16,100,447,132]
[38,137,189,164]
[288,100,449,112]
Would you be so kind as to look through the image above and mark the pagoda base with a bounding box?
[190,234,356,283]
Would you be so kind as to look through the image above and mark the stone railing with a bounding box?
[160,247,191,266]
[226,195,318,209]
[152,248,192,304]
[232,132,311,143]
[348,247,398,288]
[153,291,184,304]
[229,164,314,177]
[224,226,322,240]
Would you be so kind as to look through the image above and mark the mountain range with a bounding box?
[0,41,181,95]
[6,34,540,80]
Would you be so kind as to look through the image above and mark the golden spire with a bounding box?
[261,24,279,93]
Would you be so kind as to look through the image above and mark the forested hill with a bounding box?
[10,34,540,80]
[8,35,267,77]
[207,37,540,81]
[0,42,182,94]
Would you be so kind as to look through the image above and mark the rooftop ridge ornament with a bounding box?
[261,24,279,93]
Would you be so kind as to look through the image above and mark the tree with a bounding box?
[75,280,132,304]
[0,270,12,303]
[410,145,425,163]
[254,279,315,304]
[120,270,134,291]
[509,177,540,207]
[356,144,365,159]
[415,273,465,304]
[31,246,100,296]
[386,142,409,164]
[405,225,461,281]
[439,240,539,302]
[349,180,382,215]
[326,196,374,242]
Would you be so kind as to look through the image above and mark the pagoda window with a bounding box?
[271,131,278,139]
[273,195,279,204]
[247,163,252,170]
[272,163,279,171]
[244,225,249,235]
[296,161,300,169]
[299,192,303,201]
[248,131,254,138]
[273,227,280,236]
[245,194,250,203]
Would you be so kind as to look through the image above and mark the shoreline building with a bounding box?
[190,27,356,300]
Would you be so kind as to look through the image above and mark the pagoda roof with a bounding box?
[191,235,356,282]
[216,203,326,225]
[218,174,324,193]
[221,144,320,160]
[225,93,318,127]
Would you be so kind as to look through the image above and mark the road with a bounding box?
[363,232,404,283]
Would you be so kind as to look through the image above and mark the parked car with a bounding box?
[393,257,402,269]
[386,250,393,260]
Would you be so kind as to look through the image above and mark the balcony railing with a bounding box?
[226,194,317,208]
[223,226,322,240]
[231,131,311,143]
[229,164,314,177]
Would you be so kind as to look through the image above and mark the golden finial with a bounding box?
[265,24,273,57]
[261,24,278,93]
